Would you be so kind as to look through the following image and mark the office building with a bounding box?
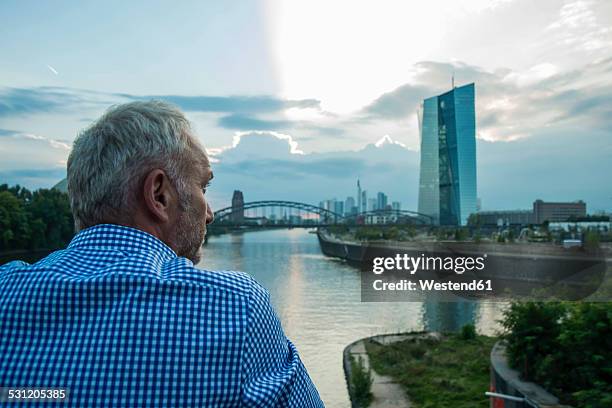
[367,198,377,212]
[345,197,356,216]
[477,210,535,226]
[231,190,244,222]
[361,190,367,213]
[357,180,362,214]
[533,200,586,223]
[418,83,477,226]
[334,201,344,217]
[376,192,388,211]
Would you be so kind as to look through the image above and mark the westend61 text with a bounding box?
[372,254,487,275]
[373,279,493,291]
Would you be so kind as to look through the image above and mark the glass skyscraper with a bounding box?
[418,83,477,226]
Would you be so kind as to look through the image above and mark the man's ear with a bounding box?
[142,169,173,223]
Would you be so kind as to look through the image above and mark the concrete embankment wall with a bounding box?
[489,342,571,408]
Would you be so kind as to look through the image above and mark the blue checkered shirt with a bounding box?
[0,224,323,407]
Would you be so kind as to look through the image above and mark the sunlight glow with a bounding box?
[268,0,444,113]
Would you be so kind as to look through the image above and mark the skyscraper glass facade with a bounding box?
[418,83,477,226]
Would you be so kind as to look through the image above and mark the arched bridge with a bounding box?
[212,200,433,227]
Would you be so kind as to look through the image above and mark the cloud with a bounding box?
[202,131,419,208]
[363,84,435,119]
[0,128,18,137]
[222,131,305,160]
[0,87,85,117]
[218,157,375,179]
[547,0,612,52]
[0,167,67,189]
[218,114,292,131]
[147,94,320,114]
[0,128,71,150]
[359,60,502,123]
[0,86,322,118]
[374,135,406,148]
[21,133,70,150]
[359,57,612,142]
[216,113,346,138]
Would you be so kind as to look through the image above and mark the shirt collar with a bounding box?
[68,223,177,261]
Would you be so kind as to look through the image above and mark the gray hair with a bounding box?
[67,100,206,231]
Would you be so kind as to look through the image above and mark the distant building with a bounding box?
[418,83,477,226]
[376,192,388,211]
[357,180,362,214]
[392,201,401,211]
[367,198,377,212]
[365,213,399,225]
[476,210,534,226]
[345,196,356,216]
[289,215,302,225]
[334,201,344,218]
[361,190,367,213]
[323,199,337,214]
[231,190,244,222]
[549,220,610,233]
[474,199,589,227]
[533,199,586,223]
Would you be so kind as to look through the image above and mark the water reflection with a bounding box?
[201,229,507,408]
[423,301,478,332]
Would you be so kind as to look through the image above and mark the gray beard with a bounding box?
[173,197,206,264]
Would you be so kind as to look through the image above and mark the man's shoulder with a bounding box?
[161,259,263,300]
[0,259,30,274]
[1,251,265,304]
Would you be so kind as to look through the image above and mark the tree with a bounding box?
[0,191,30,250]
[27,188,74,249]
[501,302,612,406]
[0,186,74,251]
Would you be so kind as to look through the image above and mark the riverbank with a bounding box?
[317,229,611,301]
[344,331,496,408]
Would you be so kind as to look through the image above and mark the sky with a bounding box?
[1,0,611,212]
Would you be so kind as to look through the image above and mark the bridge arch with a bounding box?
[213,201,433,226]
[213,200,343,225]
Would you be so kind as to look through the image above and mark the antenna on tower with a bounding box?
[452,72,455,89]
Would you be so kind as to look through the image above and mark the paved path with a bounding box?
[344,332,442,408]
[347,339,412,408]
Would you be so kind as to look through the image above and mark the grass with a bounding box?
[365,333,497,408]
[350,355,373,407]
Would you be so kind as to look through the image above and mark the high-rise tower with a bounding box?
[231,190,244,222]
[357,179,362,214]
[418,83,477,226]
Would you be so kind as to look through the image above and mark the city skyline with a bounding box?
[318,179,400,216]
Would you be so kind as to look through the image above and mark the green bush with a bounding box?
[584,231,601,251]
[500,302,612,406]
[350,355,373,407]
[460,323,477,340]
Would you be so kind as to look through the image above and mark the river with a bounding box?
[201,228,507,407]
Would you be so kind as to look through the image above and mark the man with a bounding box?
[0,101,324,407]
